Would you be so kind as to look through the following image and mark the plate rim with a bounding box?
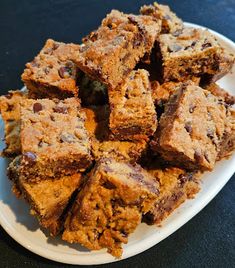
[0,22,235,265]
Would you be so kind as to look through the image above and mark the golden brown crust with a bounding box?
[151,83,227,171]
[20,98,92,180]
[22,39,80,99]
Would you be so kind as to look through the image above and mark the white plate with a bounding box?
[0,22,235,265]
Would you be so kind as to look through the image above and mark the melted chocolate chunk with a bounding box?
[194,150,203,163]
[204,152,210,163]
[58,66,72,78]
[189,104,196,113]
[185,122,192,134]
[60,133,76,143]
[202,42,212,49]
[53,106,68,114]
[142,212,155,225]
[102,180,116,189]
[168,44,182,53]
[33,102,43,113]
[23,152,37,166]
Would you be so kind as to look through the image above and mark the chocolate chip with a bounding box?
[194,150,203,163]
[38,141,49,147]
[172,29,183,37]
[53,43,60,50]
[207,129,214,139]
[204,152,210,163]
[53,106,68,114]
[6,104,14,112]
[121,230,128,237]
[44,67,50,75]
[60,133,76,143]
[202,42,212,49]
[102,181,116,189]
[103,165,113,173]
[129,172,144,181]
[168,44,182,53]
[115,198,125,207]
[189,104,196,113]
[23,152,37,166]
[79,45,88,53]
[142,212,155,225]
[107,23,112,29]
[33,102,43,113]
[185,122,192,134]
[31,60,39,67]
[58,66,72,78]
[163,14,171,20]
[179,173,193,185]
[5,92,13,99]
[50,115,55,121]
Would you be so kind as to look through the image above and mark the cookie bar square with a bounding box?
[151,82,227,171]
[62,158,159,257]
[22,39,80,99]
[73,10,161,89]
[159,28,234,82]
[20,98,92,180]
[109,69,157,141]
[8,156,82,236]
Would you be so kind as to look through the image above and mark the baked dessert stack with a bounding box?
[0,2,234,258]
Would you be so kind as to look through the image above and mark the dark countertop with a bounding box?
[0,1,234,267]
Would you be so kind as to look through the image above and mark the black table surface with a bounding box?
[0,0,235,267]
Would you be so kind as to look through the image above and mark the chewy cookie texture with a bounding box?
[62,158,159,257]
[109,69,157,141]
[8,156,82,236]
[151,82,228,171]
[20,98,92,180]
[0,90,27,156]
[73,10,161,89]
[159,28,234,82]
[22,39,80,99]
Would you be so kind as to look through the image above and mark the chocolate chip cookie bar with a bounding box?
[0,90,27,156]
[109,69,157,141]
[22,39,80,99]
[20,98,92,180]
[159,28,234,82]
[8,156,82,236]
[73,10,161,89]
[83,106,147,163]
[143,165,200,225]
[151,82,227,171]
[62,158,159,257]
[140,2,183,34]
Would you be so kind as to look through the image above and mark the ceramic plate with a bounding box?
[0,22,234,265]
